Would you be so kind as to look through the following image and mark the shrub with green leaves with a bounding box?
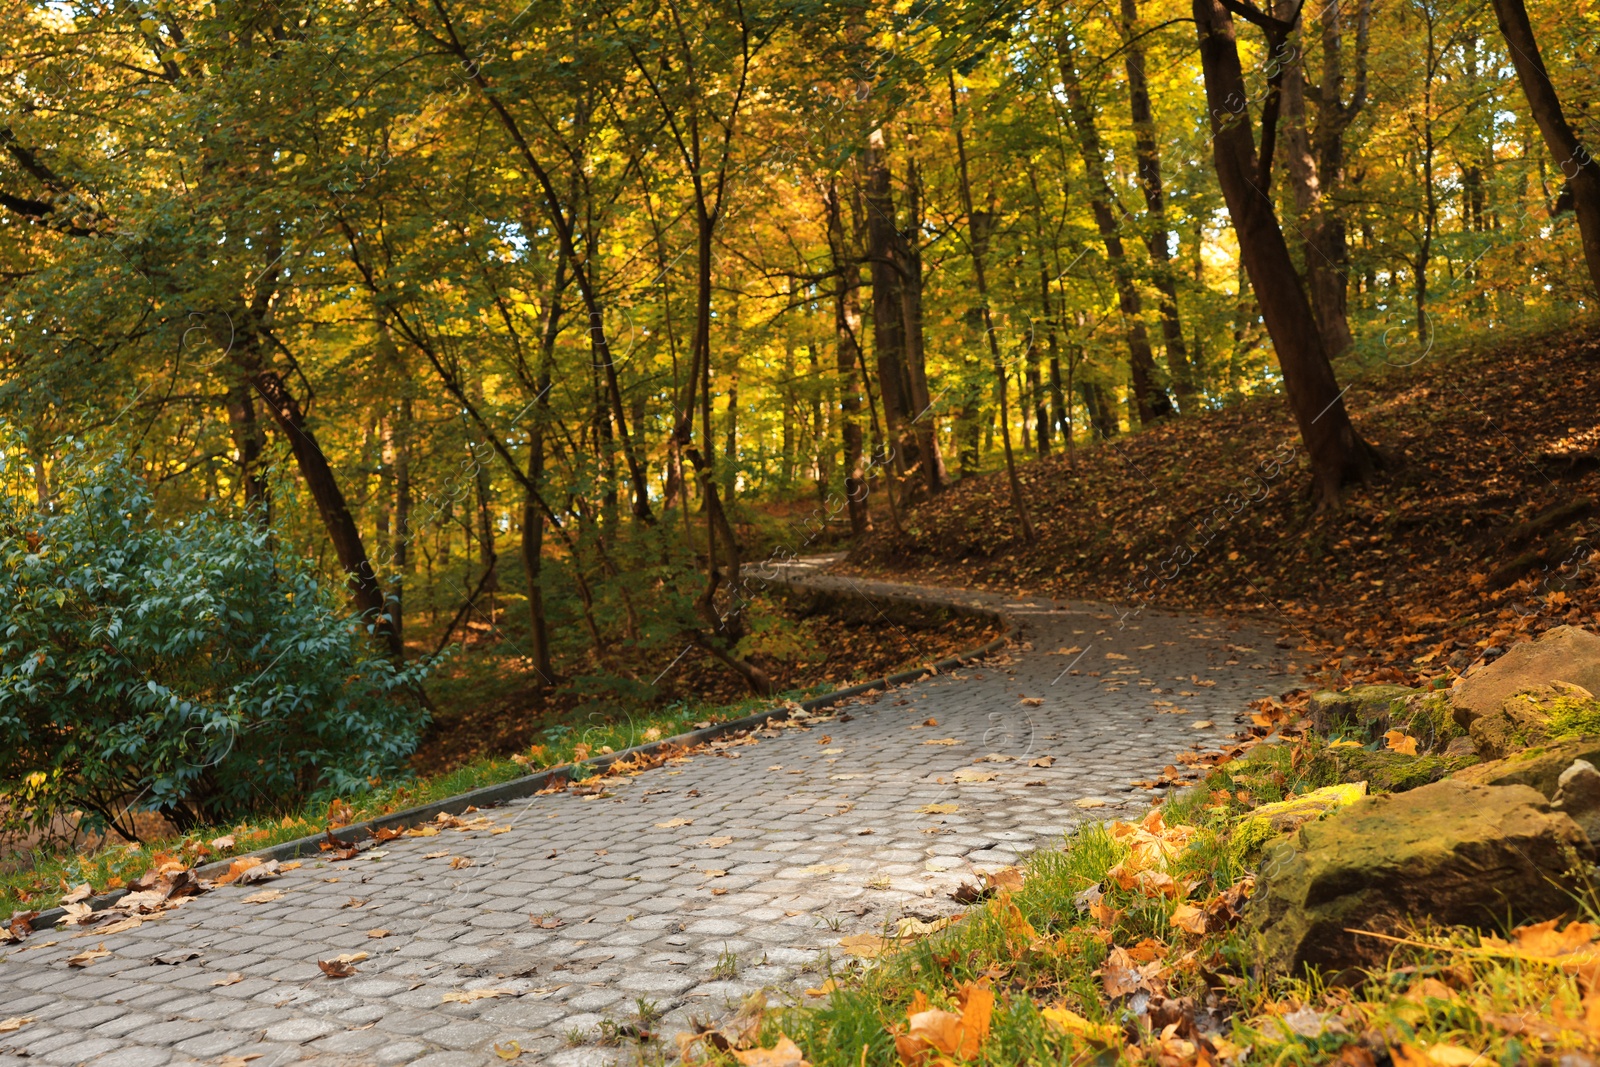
[0,440,433,838]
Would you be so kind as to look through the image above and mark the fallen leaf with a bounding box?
[917,803,959,814]
[449,856,474,869]
[702,836,734,848]
[58,902,93,925]
[1328,739,1364,749]
[1020,697,1044,706]
[153,949,201,965]
[442,988,516,1003]
[805,979,838,997]
[367,929,390,939]
[838,933,894,958]
[1384,730,1420,756]
[1074,798,1107,809]
[1191,720,1215,730]
[424,850,449,859]
[530,914,565,929]
[0,1017,36,1034]
[921,738,961,746]
[1041,1005,1119,1044]
[241,889,283,904]
[212,972,244,986]
[1028,755,1055,767]
[923,718,938,726]
[704,869,727,878]
[494,1041,524,1060]
[1170,903,1208,936]
[60,883,93,906]
[799,863,849,876]
[656,818,694,828]
[895,982,994,1062]
[404,825,441,837]
[1105,652,1129,660]
[732,1035,810,1067]
[952,768,997,783]
[66,945,111,967]
[316,951,367,978]
[983,867,1024,892]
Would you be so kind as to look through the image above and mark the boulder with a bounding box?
[1553,760,1600,845]
[1309,685,1416,739]
[1450,626,1600,729]
[1247,779,1593,975]
[1451,736,1600,797]
[1465,682,1597,759]
[1231,783,1367,864]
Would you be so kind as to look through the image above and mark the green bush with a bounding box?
[0,440,433,837]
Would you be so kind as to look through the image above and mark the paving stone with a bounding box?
[261,1018,340,1043]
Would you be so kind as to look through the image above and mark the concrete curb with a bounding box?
[27,578,1010,931]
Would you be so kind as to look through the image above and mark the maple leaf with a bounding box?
[952,768,997,783]
[894,981,994,1064]
[1041,1005,1120,1045]
[448,856,474,869]
[1384,730,1420,755]
[66,944,111,968]
[1170,903,1208,936]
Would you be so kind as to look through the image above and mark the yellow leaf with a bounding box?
[1328,739,1364,749]
[1384,730,1420,756]
[838,933,894,958]
[655,818,693,828]
[1041,1005,1119,1044]
[0,1017,36,1034]
[65,944,111,967]
[1074,798,1107,809]
[798,863,848,875]
[921,738,962,746]
[1170,902,1208,936]
[917,803,959,814]
[494,1040,523,1059]
[952,768,997,783]
[804,978,838,997]
[1105,652,1129,660]
[241,889,283,904]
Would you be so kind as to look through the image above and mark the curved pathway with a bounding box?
[0,567,1301,1067]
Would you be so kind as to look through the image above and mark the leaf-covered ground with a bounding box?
[848,321,1600,688]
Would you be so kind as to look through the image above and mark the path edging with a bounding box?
[27,580,1010,931]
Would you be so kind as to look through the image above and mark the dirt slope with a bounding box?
[847,321,1600,686]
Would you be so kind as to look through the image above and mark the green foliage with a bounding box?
[0,439,433,835]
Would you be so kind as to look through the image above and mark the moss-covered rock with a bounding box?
[1328,749,1480,793]
[1449,736,1600,797]
[1231,783,1368,865]
[1466,682,1598,759]
[1247,779,1593,976]
[1309,685,1417,740]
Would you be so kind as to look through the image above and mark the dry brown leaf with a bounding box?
[316,952,367,979]
[1041,1005,1119,1044]
[448,856,474,869]
[212,972,243,987]
[216,1056,264,1067]
[59,902,93,925]
[894,982,994,1064]
[1074,798,1107,809]
[1105,652,1128,660]
[838,933,894,958]
[240,889,283,904]
[59,883,93,906]
[404,825,440,837]
[367,929,391,939]
[530,914,565,929]
[0,1017,35,1034]
[798,863,849,876]
[442,988,516,1003]
[732,1035,809,1067]
[921,738,961,746]
[1170,903,1208,936]
[65,944,111,968]
[1028,755,1055,767]
[983,867,1024,893]
[424,850,450,859]
[922,718,938,726]
[1020,697,1044,706]
[804,978,838,997]
[655,818,693,828]
[952,768,997,783]
[702,836,734,848]
[216,857,264,885]
[917,803,959,814]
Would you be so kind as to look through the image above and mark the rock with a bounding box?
[1443,736,1478,758]
[1231,784,1367,863]
[1309,685,1416,739]
[1247,779,1592,975]
[1451,737,1600,797]
[1327,750,1479,793]
[1466,682,1596,759]
[1450,626,1600,729]
[1553,760,1600,845]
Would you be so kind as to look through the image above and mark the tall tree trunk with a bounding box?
[827,181,871,539]
[898,158,946,496]
[1279,0,1370,356]
[225,379,271,520]
[1489,0,1600,295]
[392,396,412,646]
[1192,0,1383,508]
[1057,42,1176,426]
[949,74,1036,544]
[1120,0,1198,408]
[864,130,920,503]
[251,367,401,655]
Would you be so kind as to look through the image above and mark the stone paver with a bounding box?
[0,564,1300,1065]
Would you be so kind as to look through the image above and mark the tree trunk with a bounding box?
[898,158,946,496]
[1192,0,1382,508]
[1057,41,1176,426]
[251,368,401,655]
[826,181,871,539]
[864,131,919,500]
[392,396,412,645]
[225,380,270,520]
[1120,0,1198,408]
[1489,0,1600,295]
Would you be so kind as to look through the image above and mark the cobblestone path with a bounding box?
[0,566,1302,1067]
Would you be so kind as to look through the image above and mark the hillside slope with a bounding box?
[847,322,1600,685]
